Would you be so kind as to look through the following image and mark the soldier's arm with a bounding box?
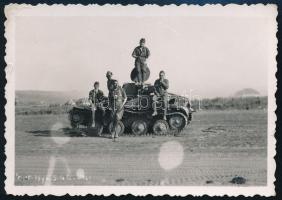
[98,90,104,102]
[88,91,91,99]
[146,47,150,58]
[122,88,127,107]
[154,80,160,95]
[132,48,139,58]
[88,91,93,102]
[161,79,169,90]
[122,88,127,99]
[154,80,158,88]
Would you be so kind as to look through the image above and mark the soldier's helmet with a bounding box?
[140,38,146,43]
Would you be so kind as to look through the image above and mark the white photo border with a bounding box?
[4,4,277,196]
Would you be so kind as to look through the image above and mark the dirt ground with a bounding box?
[15,110,267,186]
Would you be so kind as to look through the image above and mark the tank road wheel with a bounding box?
[152,120,169,135]
[108,121,125,136]
[131,120,148,135]
[169,114,187,131]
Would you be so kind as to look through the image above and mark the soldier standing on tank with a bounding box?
[132,38,150,85]
[152,71,169,120]
[108,80,127,141]
[88,81,105,130]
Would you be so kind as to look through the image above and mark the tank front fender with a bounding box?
[168,106,189,115]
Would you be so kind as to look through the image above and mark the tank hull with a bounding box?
[68,82,192,135]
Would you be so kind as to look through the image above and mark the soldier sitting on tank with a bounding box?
[132,38,150,85]
[89,81,105,129]
[108,80,127,141]
[152,70,169,120]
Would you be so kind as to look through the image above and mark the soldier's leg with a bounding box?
[114,119,118,139]
[152,95,158,116]
[163,95,168,120]
[114,105,124,139]
[136,62,142,84]
[96,106,105,136]
[112,119,116,138]
[112,115,119,141]
[140,63,147,84]
[91,104,96,127]
[97,105,106,120]
[110,109,115,139]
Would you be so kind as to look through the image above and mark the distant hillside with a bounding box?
[191,96,267,111]
[234,88,260,97]
[16,90,86,105]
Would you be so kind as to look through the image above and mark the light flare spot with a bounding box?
[158,141,184,171]
[50,122,70,145]
[76,168,85,180]
[160,178,169,185]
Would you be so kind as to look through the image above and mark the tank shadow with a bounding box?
[27,128,110,138]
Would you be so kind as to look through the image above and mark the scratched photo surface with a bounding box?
[5,4,276,196]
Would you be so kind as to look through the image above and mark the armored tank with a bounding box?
[69,64,193,136]
[68,81,193,136]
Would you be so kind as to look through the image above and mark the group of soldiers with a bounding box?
[88,71,127,140]
[88,38,169,140]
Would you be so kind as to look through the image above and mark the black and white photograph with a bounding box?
[4,4,277,196]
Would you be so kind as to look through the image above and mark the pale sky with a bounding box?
[14,13,273,98]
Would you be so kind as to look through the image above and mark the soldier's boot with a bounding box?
[113,131,118,142]
[112,121,117,141]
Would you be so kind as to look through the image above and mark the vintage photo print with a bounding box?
[4,4,277,196]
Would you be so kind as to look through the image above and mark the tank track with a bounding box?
[121,111,188,137]
[69,126,187,137]
[69,108,190,137]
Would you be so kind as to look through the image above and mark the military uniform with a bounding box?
[89,89,104,106]
[132,46,150,83]
[153,78,169,116]
[109,85,127,139]
[89,89,105,127]
[109,86,127,120]
[107,79,116,97]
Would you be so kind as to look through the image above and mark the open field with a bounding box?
[15,110,267,186]
[15,96,267,115]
